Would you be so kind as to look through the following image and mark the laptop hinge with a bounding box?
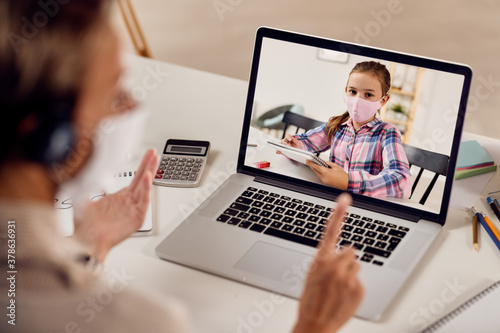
[255,176,420,223]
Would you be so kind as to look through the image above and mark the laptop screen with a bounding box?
[239,28,472,224]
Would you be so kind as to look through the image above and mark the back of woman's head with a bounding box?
[0,0,110,163]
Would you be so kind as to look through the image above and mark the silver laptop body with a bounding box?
[156,27,472,320]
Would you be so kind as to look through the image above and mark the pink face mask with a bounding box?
[344,95,383,123]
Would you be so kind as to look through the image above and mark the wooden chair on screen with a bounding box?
[118,0,153,58]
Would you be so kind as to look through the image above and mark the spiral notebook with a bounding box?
[55,170,153,236]
[419,280,500,333]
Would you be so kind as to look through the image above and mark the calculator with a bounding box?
[153,139,210,187]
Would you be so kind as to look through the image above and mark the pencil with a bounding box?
[484,215,500,242]
[473,215,478,252]
[471,207,500,252]
[487,197,500,222]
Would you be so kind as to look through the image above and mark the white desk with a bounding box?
[106,55,500,333]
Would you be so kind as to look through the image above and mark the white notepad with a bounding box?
[419,280,500,333]
[55,170,153,236]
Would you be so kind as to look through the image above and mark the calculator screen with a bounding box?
[171,146,203,153]
[163,140,210,156]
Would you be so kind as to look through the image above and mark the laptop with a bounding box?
[155,27,472,320]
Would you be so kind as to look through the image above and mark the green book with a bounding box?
[456,140,495,170]
[454,164,497,180]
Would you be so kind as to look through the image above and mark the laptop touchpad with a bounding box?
[234,241,313,290]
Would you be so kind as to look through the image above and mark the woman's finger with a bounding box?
[316,193,351,259]
[130,149,157,190]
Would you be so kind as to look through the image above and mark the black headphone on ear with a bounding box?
[23,98,76,166]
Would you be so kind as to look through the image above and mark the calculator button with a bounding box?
[163,175,171,179]
[171,176,179,180]
[175,166,183,171]
[166,170,174,175]
[182,171,190,176]
[195,158,203,163]
[155,174,163,179]
[180,176,188,180]
[188,174,198,181]
[187,158,194,162]
[170,157,178,161]
[179,158,186,162]
[186,163,193,167]
[162,157,170,161]
[158,166,166,170]
[174,171,181,175]
[167,166,175,170]
[156,169,164,175]
[160,160,167,165]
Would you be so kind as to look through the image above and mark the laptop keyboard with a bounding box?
[216,187,410,266]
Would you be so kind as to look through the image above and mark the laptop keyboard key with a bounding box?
[259,210,272,218]
[360,254,373,262]
[259,218,271,225]
[270,213,283,221]
[293,220,305,227]
[228,217,241,225]
[248,208,261,215]
[274,207,285,214]
[238,221,252,229]
[253,194,265,200]
[230,203,250,212]
[237,212,250,219]
[252,201,264,208]
[281,224,294,232]
[293,227,306,235]
[304,230,317,238]
[236,197,253,205]
[363,238,375,245]
[376,226,388,233]
[274,199,286,206]
[297,205,308,212]
[305,222,317,230]
[248,215,260,222]
[217,214,230,222]
[364,246,391,258]
[249,223,266,233]
[264,227,318,247]
[271,221,283,228]
[377,234,389,241]
[388,229,407,238]
[263,204,274,211]
[224,208,239,216]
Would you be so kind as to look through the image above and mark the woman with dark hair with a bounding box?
[0,1,363,332]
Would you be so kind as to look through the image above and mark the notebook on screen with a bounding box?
[155,27,472,320]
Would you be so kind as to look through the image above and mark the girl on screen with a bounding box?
[281,61,411,198]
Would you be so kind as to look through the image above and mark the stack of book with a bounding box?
[455,140,497,180]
